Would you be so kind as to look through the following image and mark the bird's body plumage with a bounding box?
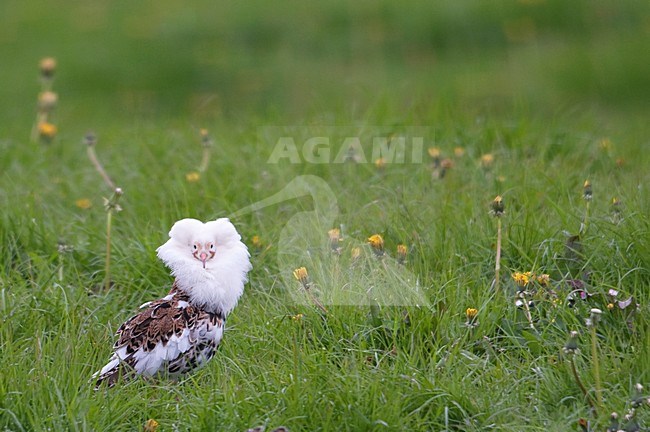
[94,218,251,387]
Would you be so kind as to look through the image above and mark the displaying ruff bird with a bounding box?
[94,218,251,387]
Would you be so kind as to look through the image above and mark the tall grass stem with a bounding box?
[105,210,113,291]
[590,325,603,409]
[495,218,502,293]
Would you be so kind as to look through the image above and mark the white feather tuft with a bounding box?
[156,218,252,315]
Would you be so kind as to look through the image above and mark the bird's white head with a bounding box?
[156,218,252,314]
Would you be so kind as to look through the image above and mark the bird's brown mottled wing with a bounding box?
[115,292,198,355]
[94,286,224,387]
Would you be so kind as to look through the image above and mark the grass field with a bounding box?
[1,1,650,431]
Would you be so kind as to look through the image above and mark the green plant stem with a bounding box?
[199,146,211,172]
[58,256,63,282]
[305,286,328,315]
[495,217,502,293]
[569,359,597,416]
[521,294,536,331]
[87,145,116,190]
[105,210,112,291]
[590,325,603,409]
[581,201,591,236]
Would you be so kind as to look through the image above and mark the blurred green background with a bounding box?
[1,0,649,131]
[1,3,650,430]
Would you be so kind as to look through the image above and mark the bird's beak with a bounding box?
[199,251,208,268]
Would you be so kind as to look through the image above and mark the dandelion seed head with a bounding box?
[84,131,97,146]
[441,158,454,169]
[38,91,58,111]
[563,331,579,355]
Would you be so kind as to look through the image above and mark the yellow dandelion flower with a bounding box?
[536,274,550,286]
[490,195,505,217]
[293,267,309,284]
[583,180,592,201]
[454,147,465,157]
[396,244,408,263]
[427,147,441,159]
[351,247,361,260]
[611,197,622,220]
[292,313,304,321]
[200,128,211,148]
[328,228,342,252]
[512,272,530,287]
[367,234,384,249]
[606,303,614,311]
[251,235,261,248]
[185,171,200,182]
[480,153,494,168]
[599,138,612,151]
[465,308,478,320]
[375,158,386,169]
[143,419,159,432]
[368,234,384,257]
[75,198,92,209]
[38,122,57,140]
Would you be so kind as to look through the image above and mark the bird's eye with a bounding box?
[209,243,215,251]
[193,244,198,250]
